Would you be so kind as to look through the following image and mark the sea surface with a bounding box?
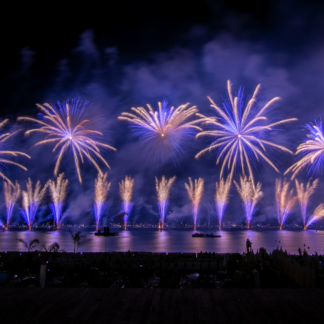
[0,228,323,254]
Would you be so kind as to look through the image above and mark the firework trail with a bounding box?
[215,176,231,230]
[118,99,202,164]
[0,119,30,185]
[155,176,176,228]
[234,176,263,229]
[275,179,296,230]
[295,178,319,230]
[196,80,297,187]
[18,99,116,184]
[47,173,69,229]
[185,177,204,230]
[285,119,324,179]
[305,204,324,228]
[94,172,111,231]
[3,181,21,229]
[119,176,134,229]
[21,178,47,231]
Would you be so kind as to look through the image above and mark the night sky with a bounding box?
[1,1,324,227]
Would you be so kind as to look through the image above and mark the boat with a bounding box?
[192,233,221,238]
[95,227,118,237]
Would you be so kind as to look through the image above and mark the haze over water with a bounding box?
[0,229,323,254]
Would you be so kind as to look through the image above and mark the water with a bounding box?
[0,228,323,254]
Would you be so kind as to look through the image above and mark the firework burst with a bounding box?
[118,100,202,164]
[21,178,47,231]
[3,181,21,229]
[234,176,263,229]
[215,176,231,230]
[295,178,319,230]
[0,119,30,185]
[119,176,134,229]
[155,176,176,228]
[275,179,296,230]
[305,204,324,229]
[185,177,204,230]
[47,173,69,229]
[196,80,297,187]
[18,99,116,183]
[285,119,324,179]
[94,172,111,231]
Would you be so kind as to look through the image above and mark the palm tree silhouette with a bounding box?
[16,238,40,252]
[68,230,91,253]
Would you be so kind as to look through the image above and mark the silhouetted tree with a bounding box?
[16,238,39,252]
[68,230,91,253]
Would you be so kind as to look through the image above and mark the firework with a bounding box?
[21,178,47,231]
[185,177,204,230]
[275,179,296,230]
[118,100,202,164]
[285,119,324,179]
[234,176,263,229]
[119,176,134,229]
[155,176,176,228]
[3,181,21,229]
[295,178,319,230]
[196,80,297,187]
[305,204,324,229]
[18,99,116,183]
[215,176,231,230]
[94,172,111,231]
[0,119,30,185]
[47,173,69,229]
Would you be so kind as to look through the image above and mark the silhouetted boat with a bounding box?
[95,227,118,236]
[192,233,221,238]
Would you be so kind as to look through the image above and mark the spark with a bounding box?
[21,178,47,231]
[47,173,69,229]
[118,99,202,164]
[3,181,21,230]
[215,176,231,230]
[234,176,263,229]
[285,119,324,179]
[0,119,30,185]
[275,179,296,230]
[305,203,324,229]
[196,80,297,187]
[17,99,116,184]
[155,176,176,228]
[94,172,111,231]
[295,178,319,230]
[119,176,134,229]
[185,177,204,230]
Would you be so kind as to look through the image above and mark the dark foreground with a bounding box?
[0,288,323,323]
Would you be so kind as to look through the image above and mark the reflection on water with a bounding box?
[0,228,323,254]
